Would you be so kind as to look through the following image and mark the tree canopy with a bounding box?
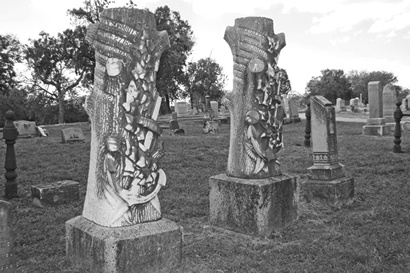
[68,1,195,114]
[347,70,397,103]
[155,5,195,113]
[25,26,94,123]
[305,69,352,104]
[0,34,22,95]
[184,57,227,108]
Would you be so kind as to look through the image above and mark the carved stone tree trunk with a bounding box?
[82,8,170,227]
[224,17,287,179]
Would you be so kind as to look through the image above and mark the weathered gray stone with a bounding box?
[209,173,299,237]
[383,83,397,122]
[335,98,346,112]
[224,16,287,178]
[13,120,37,138]
[31,180,79,207]
[66,216,182,273]
[303,96,354,204]
[301,177,354,204]
[61,127,85,143]
[0,201,15,273]
[175,101,188,117]
[363,81,389,136]
[210,101,219,116]
[401,99,407,112]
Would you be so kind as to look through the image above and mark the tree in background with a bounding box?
[0,34,22,95]
[305,69,352,104]
[154,5,194,113]
[25,26,94,124]
[69,1,195,114]
[347,70,397,103]
[184,57,227,109]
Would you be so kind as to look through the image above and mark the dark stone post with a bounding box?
[3,110,18,198]
[393,102,403,153]
[205,95,211,110]
[304,102,311,147]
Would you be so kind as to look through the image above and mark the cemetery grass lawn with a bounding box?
[1,120,410,272]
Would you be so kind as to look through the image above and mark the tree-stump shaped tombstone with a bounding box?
[209,17,298,238]
[223,17,288,179]
[82,8,170,227]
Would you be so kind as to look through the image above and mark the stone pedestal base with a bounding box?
[362,124,390,136]
[308,163,345,180]
[301,177,354,204]
[66,216,182,273]
[209,173,299,238]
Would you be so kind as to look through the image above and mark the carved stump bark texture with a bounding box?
[224,17,287,179]
[82,8,170,227]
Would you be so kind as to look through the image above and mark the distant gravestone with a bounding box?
[406,95,410,110]
[289,99,301,122]
[169,113,184,135]
[383,83,397,122]
[352,98,359,112]
[61,128,85,143]
[210,101,219,116]
[175,101,188,117]
[13,120,37,138]
[302,96,354,204]
[335,98,346,112]
[401,98,407,112]
[363,81,389,136]
[31,180,80,207]
[37,126,48,137]
[0,201,15,273]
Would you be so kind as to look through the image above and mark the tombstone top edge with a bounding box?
[312,95,332,106]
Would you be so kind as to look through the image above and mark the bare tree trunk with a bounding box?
[58,90,65,124]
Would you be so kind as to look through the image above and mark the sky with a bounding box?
[1,0,409,94]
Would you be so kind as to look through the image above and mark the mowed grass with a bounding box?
[1,119,410,272]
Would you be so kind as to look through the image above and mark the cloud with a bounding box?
[308,1,410,36]
[188,0,276,18]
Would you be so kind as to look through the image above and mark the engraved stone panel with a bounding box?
[61,128,85,143]
[13,120,37,138]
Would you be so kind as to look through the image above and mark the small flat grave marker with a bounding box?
[0,200,15,273]
[31,180,80,207]
[61,127,85,143]
[13,120,37,138]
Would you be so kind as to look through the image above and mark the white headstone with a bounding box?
[335,98,346,112]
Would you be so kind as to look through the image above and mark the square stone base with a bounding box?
[66,216,182,273]
[307,163,345,180]
[209,173,299,238]
[362,124,390,136]
[301,177,354,204]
